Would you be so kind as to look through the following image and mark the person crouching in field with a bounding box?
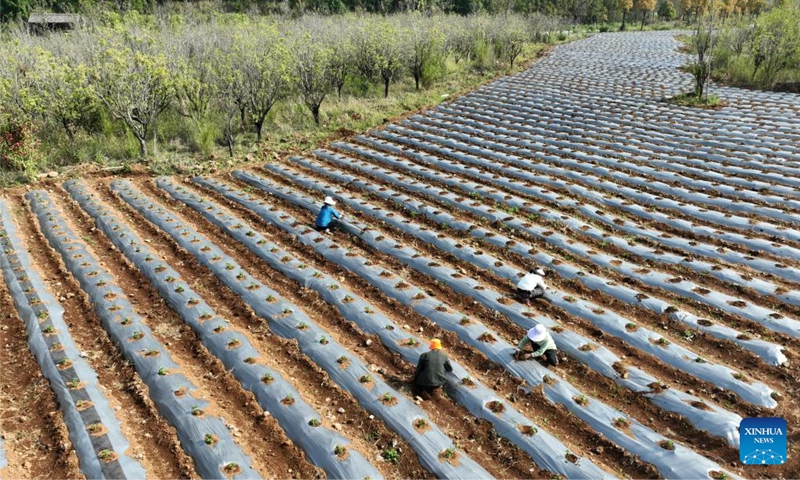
[515,324,559,366]
[315,196,342,233]
[516,268,549,305]
[412,339,453,401]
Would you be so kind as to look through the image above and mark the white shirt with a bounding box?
[517,273,546,291]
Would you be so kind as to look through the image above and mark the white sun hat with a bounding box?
[324,196,336,206]
[535,268,546,276]
[527,324,547,342]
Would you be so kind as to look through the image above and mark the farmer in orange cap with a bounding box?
[412,339,453,401]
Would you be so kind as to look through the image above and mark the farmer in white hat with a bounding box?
[515,324,558,366]
[516,268,549,305]
[315,195,343,233]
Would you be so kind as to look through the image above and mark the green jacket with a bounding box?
[413,350,453,387]
[517,332,557,357]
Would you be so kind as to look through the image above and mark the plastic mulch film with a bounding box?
[422,103,800,227]
[255,161,755,440]
[433,100,800,206]
[220,171,742,480]
[337,138,800,338]
[64,181,381,480]
[264,158,777,410]
[317,143,798,353]
[373,120,800,274]
[24,191,257,480]
[0,199,146,479]
[167,176,615,479]
[372,123,800,268]
[352,132,800,310]
[464,84,800,181]
[434,95,800,197]
[113,179,491,480]
[361,129,800,300]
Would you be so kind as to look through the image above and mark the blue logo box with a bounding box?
[740,417,787,465]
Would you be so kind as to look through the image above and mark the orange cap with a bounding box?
[429,339,442,350]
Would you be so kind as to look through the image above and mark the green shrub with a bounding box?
[0,118,44,181]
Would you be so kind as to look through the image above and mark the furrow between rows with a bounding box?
[111,179,493,480]
[159,175,616,480]
[366,127,800,286]
[0,199,146,479]
[26,190,257,480]
[221,169,743,479]
[315,143,798,351]
[65,180,379,480]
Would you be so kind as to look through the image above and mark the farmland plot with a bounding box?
[1,30,799,479]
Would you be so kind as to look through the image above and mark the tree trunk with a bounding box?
[255,119,264,142]
[620,11,627,30]
[137,135,147,157]
[337,82,345,99]
[311,104,321,126]
[640,11,646,30]
[384,78,390,98]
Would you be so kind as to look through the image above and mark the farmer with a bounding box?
[516,268,549,305]
[315,196,342,233]
[515,324,559,366]
[412,339,453,400]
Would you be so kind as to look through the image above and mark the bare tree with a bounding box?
[687,13,717,99]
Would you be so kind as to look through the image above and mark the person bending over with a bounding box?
[412,339,453,400]
[516,268,549,305]
[315,196,342,233]
[515,324,559,366]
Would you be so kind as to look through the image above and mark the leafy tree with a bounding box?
[686,14,717,99]
[634,0,656,28]
[657,0,676,19]
[168,28,219,123]
[292,30,334,125]
[749,2,800,87]
[405,16,446,89]
[0,0,34,22]
[26,50,99,142]
[619,0,633,29]
[491,14,528,68]
[373,20,408,97]
[230,26,291,141]
[91,43,174,157]
[324,24,354,99]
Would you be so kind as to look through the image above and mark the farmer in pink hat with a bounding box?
[315,195,343,233]
[515,324,559,366]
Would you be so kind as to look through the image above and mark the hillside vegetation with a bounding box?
[0,11,568,183]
